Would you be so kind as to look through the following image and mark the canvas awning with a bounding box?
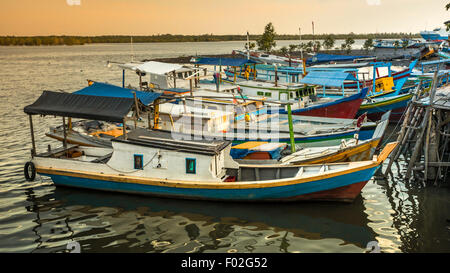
[192,57,258,66]
[306,53,370,65]
[24,91,136,123]
[74,82,162,105]
[119,61,183,75]
[300,71,358,87]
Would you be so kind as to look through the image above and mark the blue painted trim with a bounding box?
[42,165,378,201]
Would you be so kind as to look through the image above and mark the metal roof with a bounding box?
[74,82,162,106]
[300,71,358,87]
[192,57,258,66]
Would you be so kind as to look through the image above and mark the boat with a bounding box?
[23,90,398,202]
[420,27,450,41]
[235,111,390,165]
[232,49,304,66]
[357,92,413,122]
[268,70,369,119]
[280,113,389,165]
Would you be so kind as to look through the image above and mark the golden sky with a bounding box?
[0,0,448,36]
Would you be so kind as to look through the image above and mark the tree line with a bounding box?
[0,32,420,46]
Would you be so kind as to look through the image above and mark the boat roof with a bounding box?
[74,82,162,105]
[24,91,135,123]
[192,57,258,66]
[119,61,183,75]
[306,53,371,65]
[114,129,231,156]
[300,71,358,87]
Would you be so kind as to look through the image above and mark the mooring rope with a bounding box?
[105,151,160,174]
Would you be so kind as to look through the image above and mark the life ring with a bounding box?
[24,161,36,181]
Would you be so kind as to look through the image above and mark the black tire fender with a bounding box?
[24,161,36,182]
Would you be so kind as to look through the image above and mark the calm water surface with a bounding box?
[0,42,449,253]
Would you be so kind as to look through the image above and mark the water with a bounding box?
[0,42,449,253]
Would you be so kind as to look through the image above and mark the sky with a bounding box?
[0,0,448,36]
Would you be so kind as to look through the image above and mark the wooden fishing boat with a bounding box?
[357,92,413,122]
[236,111,390,165]
[26,130,398,203]
[23,91,397,202]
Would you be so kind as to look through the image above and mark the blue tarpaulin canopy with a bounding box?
[306,53,370,65]
[192,57,258,66]
[74,82,162,106]
[300,71,358,87]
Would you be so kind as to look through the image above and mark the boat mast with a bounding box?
[299,27,303,60]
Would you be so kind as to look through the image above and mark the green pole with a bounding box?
[287,103,296,153]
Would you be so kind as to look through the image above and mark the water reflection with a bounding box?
[20,180,378,253]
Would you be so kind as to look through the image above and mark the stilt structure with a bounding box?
[384,71,450,185]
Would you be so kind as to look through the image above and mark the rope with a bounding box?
[105,151,160,174]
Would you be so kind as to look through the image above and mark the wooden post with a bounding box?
[287,103,296,153]
[405,73,439,180]
[153,99,160,130]
[195,64,199,88]
[29,115,36,157]
[233,67,237,83]
[123,118,128,139]
[148,111,151,129]
[275,65,278,87]
[384,80,423,175]
[189,78,193,96]
[173,70,177,88]
[122,69,125,88]
[62,117,67,149]
[424,112,432,181]
[139,73,142,91]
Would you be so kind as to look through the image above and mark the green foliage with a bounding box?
[446,3,450,30]
[245,42,256,50]
[257,23,277,52]
[279,46,288,55]
[393,40,400,51]
[0,32,421,46]
[402,39,409,50]
[342,37,355,53]
[288,44,297,53]
[313,41,322,52]
[363,38,374,52]
[323,35,335,50]
[306,41,314,53]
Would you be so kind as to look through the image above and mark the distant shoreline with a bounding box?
[0,33,421,46]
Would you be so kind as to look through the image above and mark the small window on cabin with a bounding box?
[257,91,264,96]
[186,158,196,174]
[264,92,272,97]
[134,154,144,170]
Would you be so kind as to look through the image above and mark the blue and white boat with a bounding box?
[420,27,449,41]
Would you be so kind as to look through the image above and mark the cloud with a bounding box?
[366,0,381,5]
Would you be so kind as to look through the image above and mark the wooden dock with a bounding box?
[384,71,450,186]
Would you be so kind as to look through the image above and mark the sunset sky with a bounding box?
[0,0,448,36]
